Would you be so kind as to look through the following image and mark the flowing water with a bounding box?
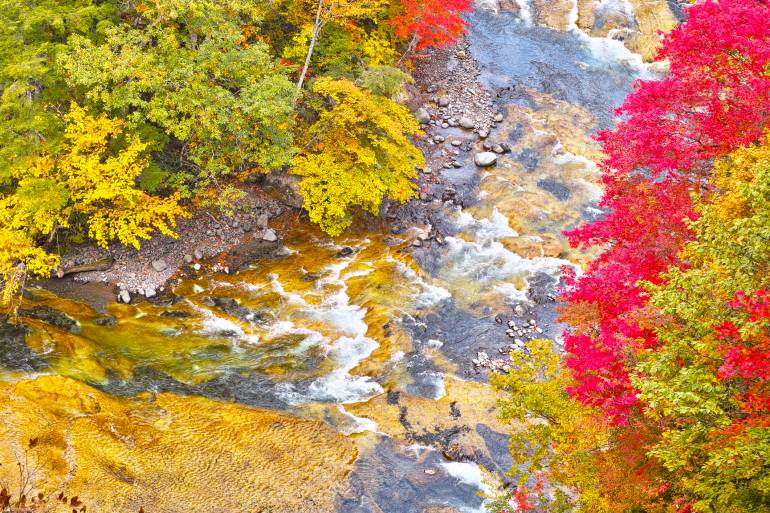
[0,3,675,512]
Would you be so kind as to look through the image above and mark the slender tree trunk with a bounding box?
[296,0,325,98]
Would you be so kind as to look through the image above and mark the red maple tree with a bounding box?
[561,0,770,423]
[389,0,474,50]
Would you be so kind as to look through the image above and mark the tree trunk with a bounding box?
[296,0,325,98]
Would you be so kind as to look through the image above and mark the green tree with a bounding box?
[0,0,117,180]
[0,104,187,305]
[290,77,423,235]
[59,0,296,201]
[637,138,770,513]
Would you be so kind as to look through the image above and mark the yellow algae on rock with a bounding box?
[626,0,678,61]
[347,377,506,462]
[0,376,356,513]
[534,0,576,30]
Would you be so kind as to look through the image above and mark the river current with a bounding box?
[0,2,677,512]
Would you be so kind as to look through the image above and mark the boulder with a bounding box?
[458,117,475,129]
[262,229,278,242]
[414,107,431,124]
[474,152,498,167]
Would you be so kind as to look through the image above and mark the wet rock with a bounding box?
[160,310,192,318]
[336,246,355,258]
[477,129,489,139]
[144,286,157,298]
[151,259,168,272]
[18,306,80,333]
[118,290,131,304]
[261,229,278,242]
[493,113,504,122]
[474,152,498,167]
[94,315,117,326]
[537,178,572,200]
[492,144,504,154]
[209,296,269,325]
[301,272,323,282]
[0,315,45,372]
[414,107,431,124]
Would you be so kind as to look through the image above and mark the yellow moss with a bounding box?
[0,376,357,513]
[626,0,678,62]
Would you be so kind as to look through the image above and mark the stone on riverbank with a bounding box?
[474,152,498,167]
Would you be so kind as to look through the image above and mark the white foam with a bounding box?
[336,405,378,435]
[442,461,493,494]
[268,273,306,306]
[393,259,451,308]
[517,0,534,25]
[306,335,383,403]
[455,209,519,240]
[440,235,573,284]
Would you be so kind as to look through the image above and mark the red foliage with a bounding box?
[715,290,770,425]
[561,0,770,423]
[389,0,474,50]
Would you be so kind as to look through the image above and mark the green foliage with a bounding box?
[59,0,296,197]
[637,139,770,513]
[290,77,423,235]
[0,0,117,181]
[360,65,413,98]
[0,104,187,304]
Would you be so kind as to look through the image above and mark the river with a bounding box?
[0,2,677,512]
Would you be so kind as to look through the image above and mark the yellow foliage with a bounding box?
[291,78,424,235]
[0,104,187,304]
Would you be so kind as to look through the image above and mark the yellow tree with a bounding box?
[291,77,423,235]
[0,104,187,304]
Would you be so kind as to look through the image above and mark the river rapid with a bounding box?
[0,2,678,512]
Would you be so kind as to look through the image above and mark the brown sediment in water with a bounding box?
[0,376,357,513]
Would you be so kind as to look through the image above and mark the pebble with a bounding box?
[145,287,157,298]
[193,263,201,271]
[262,229,278,242]
[478,130,489,139]
[151,259,168,272]
[492,144,504,154]
[438,96,451,107]
[494,113,504,122]
[194,249,204,260]
[433,135,445,143]
[450,139,462,147]
[183,254,193,264]
[118,290,131,304]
